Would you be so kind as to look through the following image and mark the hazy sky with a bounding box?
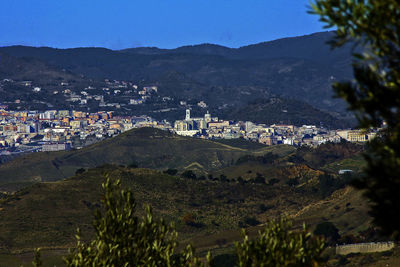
[0,0,325,49]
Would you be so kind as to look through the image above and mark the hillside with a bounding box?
[0,127,295,187]
[0,53,80,83]
[0,164,369,254]
[0,31,353,114]
[0,52,353,128]
[0,132,374,265]
[0,128,366,190]
[222,97,352,128]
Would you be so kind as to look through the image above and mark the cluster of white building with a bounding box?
[173,109,377,147]
[0,107,378,158]
[0,108,170,154]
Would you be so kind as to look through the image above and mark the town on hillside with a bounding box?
[0,104,378,158]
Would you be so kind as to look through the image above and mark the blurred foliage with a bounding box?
[64,177,206,267]
[210,253,237,267]
[235,218,325,267]
[27,175,332,266]
[32,248,42,267]
[312,0,400,239]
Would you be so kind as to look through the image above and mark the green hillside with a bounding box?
[0,138,374,265]
[0,127,296,187]
[0,165,322,252]
[0,128,365,190]
[0,163,372,253]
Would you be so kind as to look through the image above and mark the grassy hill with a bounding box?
[0,162,372,251]
[0,127,295,187]
[0,164,379,267]
[0,128,365,190]
[0,165,324,252]
[0,137,376,266]
[0,139,368,251]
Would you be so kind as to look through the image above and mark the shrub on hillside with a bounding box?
[235,218,325,266]
[268,178,280,185]
[181,170,197,179]
[244,216,260,226]
[128,162,138,168]
[253,173,266,184]
[314,221,340,245]
[163,168,178,175]
[182,213,205,228]
[75,168,85,175]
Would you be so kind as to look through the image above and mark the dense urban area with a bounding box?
[0,78,378,157]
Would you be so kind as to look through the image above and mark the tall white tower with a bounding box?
[204,110,211,123]
[185,109,191,121]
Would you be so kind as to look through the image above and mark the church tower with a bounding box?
[204,110,211,123]
[185,109,191,121]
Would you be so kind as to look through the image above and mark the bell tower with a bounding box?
[185,109,191,121]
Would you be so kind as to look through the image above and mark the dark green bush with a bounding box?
[235,218,325,266]
[163,168,178,175]
[314,221,340,245]
[181,170,197,179]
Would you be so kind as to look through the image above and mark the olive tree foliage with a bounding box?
[32,248,42,267]
[64,178,206,267]
[30,178,324,267]
[235,218,325,267]
[311,0,400,239]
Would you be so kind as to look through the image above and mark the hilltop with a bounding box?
[0,127,295,187]
[0,127,365,190]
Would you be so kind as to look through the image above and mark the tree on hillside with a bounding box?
[64,178,205,267]
[314,221,340,245]
[311,0,400,239]
[235,218,325,266]
[181,170,197,179]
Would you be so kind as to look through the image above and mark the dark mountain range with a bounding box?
[0,52,350,127]
[223,97,352,128]
[0,52,81,83]
[124,31,351,65]
[0,31,354,115]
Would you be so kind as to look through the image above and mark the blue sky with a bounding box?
[0,0,325,49]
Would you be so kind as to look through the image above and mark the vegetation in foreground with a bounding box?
[31,178,324,267]
[312,0,400,239]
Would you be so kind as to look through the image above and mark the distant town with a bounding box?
[0,101,377,157]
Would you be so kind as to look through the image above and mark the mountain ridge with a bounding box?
[0,31,355,126]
